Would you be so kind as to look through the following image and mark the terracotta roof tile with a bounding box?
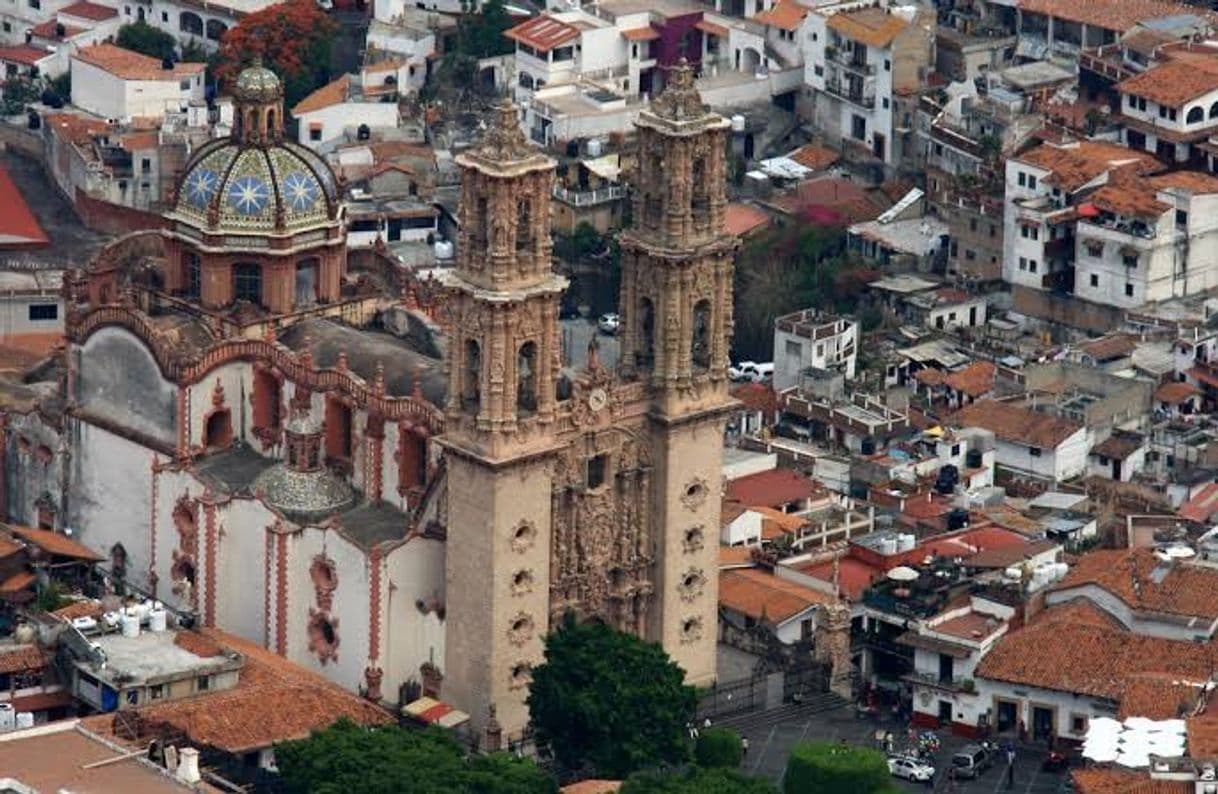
[1118,57,1218,107]
[86,627,392,753]
[800,556,879,600]
[1016,0,1211,33]
[0,45,52,67]
[1088,179,1171,220]
[1015,141,1162,193]
[6,525,104,561]
[1150,169,1218,194]
[1080,333,1138,362]
[754,0,810,31]
[0,570,35,594]
[724,203,771,237]
[0,644,49,674]
[562,782,622,794]
[73,43,204,81]
[951,400,1082,450]
[1155,380,1199,404]
[719,545,756,568]
[59,0,118,20]
[620,25,659,41]
[1072,767,1191,794]
[505,14,581,52]
[719,567,834,623]
[1179,481,1218,523]
[1093,430,1145,460]
[43,112,111,145]
[1053,548,1218,619]
[0,163,47,250]
[789,144,840,171]
[731,381,779,413]
[943,361,995,398]
[292,74,350,115]
[966,539,1058,569]
[725,469,826,510]
[52,600,105,621]
[826,6,910,48]
[29,19,86,38]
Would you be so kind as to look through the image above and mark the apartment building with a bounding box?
[773,308,859,391]
[803,2,934,168]
[1116,51,1218,165]
[70,43,204,122]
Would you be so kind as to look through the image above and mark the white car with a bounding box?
[597,313,620,335]
[750,362,774,383]
[888,756,935,783]
[729,361,756,381]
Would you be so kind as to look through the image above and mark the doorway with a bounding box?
[1032,705,1055,741]
[996,699,1018,733]
[873,133,886,161]
[938,700,953,726]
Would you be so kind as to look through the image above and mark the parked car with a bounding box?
[750,362,774,383]
[889,756,935,783]
[729,361,756,381]
[597,313,620,335]
[950,744,993,780]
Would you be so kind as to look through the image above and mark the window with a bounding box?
[185,252,201,299]
[1071,715,1087,734]
[1125,282,1135,297]
[140,158,151,173]
[989,224,997,237]
[586,454,607,490]
[1029,259,1038,273]
[1,22,9,31]
[1177,209,1188,227]
[27,0,39,8]
[964,249,975,261]
[161,10,167,20]
[1090,273,1099,288]
[883,58,890,71]
[1123,254,1138,268]
[150,684,164,700]
[1028,175,1037,189]
[1018,172,1026,187]
[1128,94,1137,108]
[28,303,57,321]
[232,263,261,304]
[814,65,823,77]
[1188,106,1204,124]
[517,341,537,413]
[969,218,977,232]
[309,127,322,142]
[179,78,190,90]
[197,675,210,691]
[1029,447,1042,457]
[851,114,866,141]
[1019,256,1028,271]
[882,97,889,109]
[949,240,958,257]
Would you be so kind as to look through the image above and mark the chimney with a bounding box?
[176,747,201,784]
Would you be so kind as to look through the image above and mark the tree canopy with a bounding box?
[213,0,338,110]
[115,21,178,62]
[527,615,697,778]
[694,728,743,769]
[275,718,557,794]
[783,742,896,794]
[621,767,777,794]
[457,0,514,59]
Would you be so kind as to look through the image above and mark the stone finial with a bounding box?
[336,350,349,372]
[477,101,533,161]
[263,323,277,343]
[372,361,386,396]
[651,58,707,122]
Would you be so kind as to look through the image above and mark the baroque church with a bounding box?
[0,59,738,737]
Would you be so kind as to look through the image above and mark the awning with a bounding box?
[403,696,470,729]
[621,26,660,41]
[695,19,729,37]
[582,153,620,181]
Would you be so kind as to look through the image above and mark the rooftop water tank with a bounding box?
[0,704,14,732]
[434,239,454,260]
[15,712,33,730]
[898,534,916,553]
[121,613,140,638]
[149,609,168,633]
[586,138,603,157]
[879,536,899,555]
[731,114,746,133]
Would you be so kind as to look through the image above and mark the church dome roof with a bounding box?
[234,60,282,103]
[253,463,357,524]
[170,137,339,235]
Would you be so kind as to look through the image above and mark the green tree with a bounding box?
[116,21,178,61]
[178,38,209,64]
[527,614,696,777]
[694,728,742,769]
[1,77,42,115]
[275,718,557,794]
[622,767,777,793]
[458,0,514,59]
[49,72,70,103]
[783,742,896,794]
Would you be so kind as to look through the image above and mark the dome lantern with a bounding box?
[233,57,284,144]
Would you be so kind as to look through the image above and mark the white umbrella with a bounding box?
[1116,750,1150,768]
[1125,717,1157,732]
[1089,717,1124,734]
[887,566,919,582]
[1083,745,1119,763]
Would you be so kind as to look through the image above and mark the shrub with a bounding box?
[783,742,895,794]
[695,728,742,769]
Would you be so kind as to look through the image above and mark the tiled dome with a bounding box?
[171,138,339,235]
[234,59,282,103]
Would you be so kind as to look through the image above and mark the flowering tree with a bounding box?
[214,0,338,109]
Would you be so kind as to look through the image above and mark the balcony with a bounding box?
[826,45,875,75]
[824,79,875,109]
[902,672,977,694]
[552,184,626,207]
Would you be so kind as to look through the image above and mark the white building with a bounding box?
[364,19,437,92]
[773,308,858,391]
[291,70,403,152]
[802,2,934,168]
[952,399,1089,482]
[70,43,205,121]
[1116,54,1218,165]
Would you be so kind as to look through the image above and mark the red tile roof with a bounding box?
[1016,0,1211,34]
[0,644,49,674]
[52,600,105,621]
[801,556,880,600]
[731,381,779,414]
[1179,481,1218,523]
[29,19,86,38]
[0,164,48,251]
[5,525,104,561]
[825,6,911,47]
[1072,768,1191,794]
[753,0,810,31]
[725,469,825,510]
[505,14,581,52]
[292,74,350,115]
[1015,140,1162,193]
[719,567,834,623]
[73,43,204,81]
[1118,56,1218,107]
[951,400,1082,450]
[1054,548,1218,619]
[724,203,771,237]
[59,0,119,20]
[85,627,392,753]
[1155,381,1199,404]
[0,45,51,67]
[943,361,995,398]
[789,144,840,171]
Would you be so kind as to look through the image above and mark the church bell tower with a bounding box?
[440,103,567,737]
[619,61,738,684]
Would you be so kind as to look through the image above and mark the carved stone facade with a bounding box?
[442,64,737,737]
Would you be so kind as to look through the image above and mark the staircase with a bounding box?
[713,691,850,735]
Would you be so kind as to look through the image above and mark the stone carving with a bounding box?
[680,616,704,644]
[477,102,534,163]
[678,567,706,602]
[680,478,709,511]
[683,526,705,553]
[650,59,707,123]
[510,569,534,597]
[506,611,534,647]
[510,520,537,553]
[509,661,532,691]
[310,553,338,612]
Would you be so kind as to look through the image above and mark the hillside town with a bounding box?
[3,0,1218,790]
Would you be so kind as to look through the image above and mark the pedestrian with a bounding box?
[704,717,712,730]
[884,730,894,755]
[742,737,749,757]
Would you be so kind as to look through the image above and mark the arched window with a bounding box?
[204,409,232,448]
[295,258,319,306]
[464,340,481,410]
[265,108,276,134]
[179,11,203,35]
[638,297,655,366]
[517,341,537,414]
[691,300,711,370]
[516,199,532,251]
[205,19,226,40]
[252,369,281,434]
[232,262,261,304]
[518,72,534,89]
[1211,101,1218,119]
[1188,106,1204,124]
[184,252,201,299]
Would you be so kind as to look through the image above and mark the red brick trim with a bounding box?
[369,545,382,663]
[264,527,273,648]
[148,454,159,596]
[276,531,288,655]
[203,497,218,628]
[175,385,189,460]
